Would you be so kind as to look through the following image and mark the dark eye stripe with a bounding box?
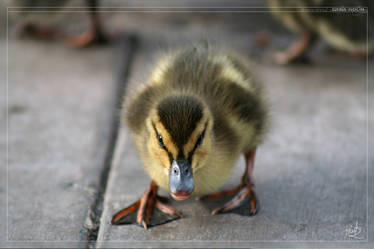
[151,122,175,166]
[195,130,205,148]
[188,121,208,160]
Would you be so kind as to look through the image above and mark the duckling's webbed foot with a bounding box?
[65,8,109,47]
[275,32,316,65]
[111,181,183,229]
[197,148,258,216]
[12,22,66,41]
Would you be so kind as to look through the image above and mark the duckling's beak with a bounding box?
[169,159,194,201]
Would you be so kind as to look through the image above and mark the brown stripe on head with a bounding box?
[157,95,203,152]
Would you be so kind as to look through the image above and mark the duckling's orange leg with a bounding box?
[197,148,258,216]
[275,32,316,65]
[111,181,183,229]
[65,0,109,47]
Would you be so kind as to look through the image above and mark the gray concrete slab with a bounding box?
[0,38,7,248]
[5,39,115,244]
[96,34,372,247]
[368,62,374,248]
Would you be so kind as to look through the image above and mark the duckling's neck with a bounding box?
[156,94,205,148]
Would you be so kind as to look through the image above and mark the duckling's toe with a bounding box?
[198,183,258,216]
[210,185,258,216]
[155,199,184,218]
[111,181,182,229]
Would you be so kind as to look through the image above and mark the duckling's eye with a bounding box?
[195,132,204,147]
[157,133,165,148]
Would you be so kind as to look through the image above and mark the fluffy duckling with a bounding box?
[112,44,268,229]
[267,0,374,64]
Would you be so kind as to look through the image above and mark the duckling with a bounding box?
[111,43,268,229]
[267,0,374,64]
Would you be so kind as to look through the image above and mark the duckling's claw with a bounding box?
[111,181,182,229]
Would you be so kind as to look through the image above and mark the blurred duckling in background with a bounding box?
[267,0,374,64]
[111,43,268,229]
[7,0,107,47]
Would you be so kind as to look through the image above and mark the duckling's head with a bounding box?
[145,94,213,201]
